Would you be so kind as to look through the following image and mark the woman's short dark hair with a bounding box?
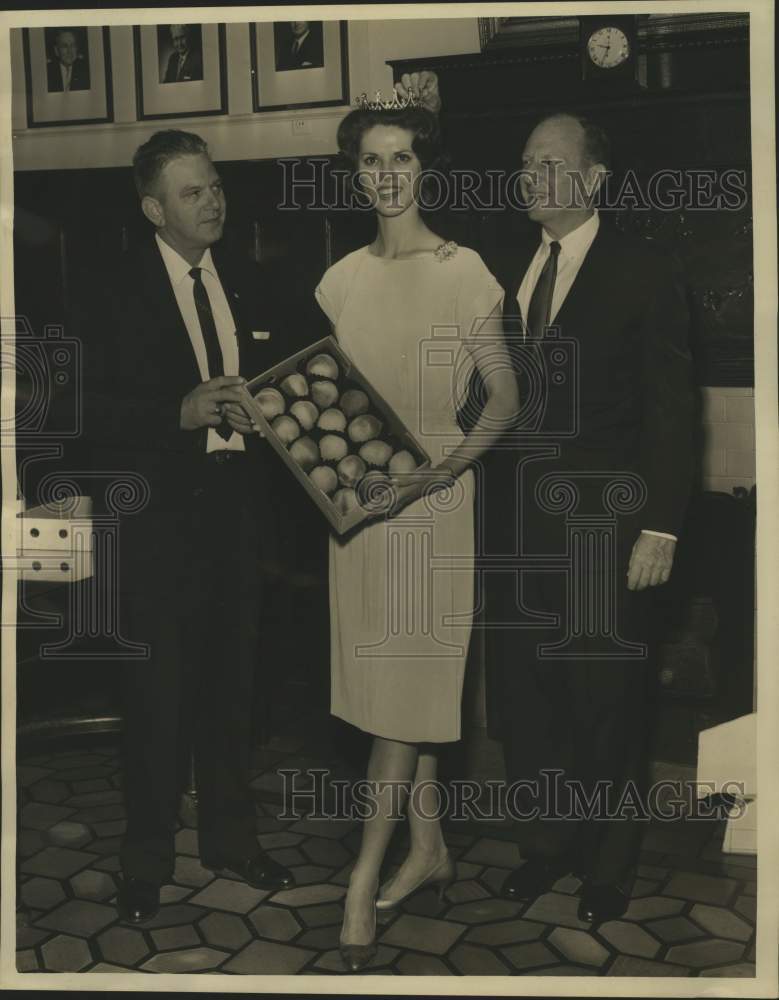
[133,129,209,198]
[336,106,446,176]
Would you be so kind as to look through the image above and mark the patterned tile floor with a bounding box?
[16,720,757,978]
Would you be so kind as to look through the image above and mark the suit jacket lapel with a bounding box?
[507,221,613,336]
[552,224,611,331]
[503,242,538,336]
[136,241,201,389]
[212,247,253,374]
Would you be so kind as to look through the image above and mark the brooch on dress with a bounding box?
[434,241,458,262]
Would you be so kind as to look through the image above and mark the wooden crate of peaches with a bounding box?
[242,337,431,535]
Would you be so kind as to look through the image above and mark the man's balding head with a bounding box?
[520,113,610,239]
[170,24,190,55]
[534,113,611,171]
[53,29,79,67]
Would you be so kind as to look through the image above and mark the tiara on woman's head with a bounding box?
[355,89,419,111]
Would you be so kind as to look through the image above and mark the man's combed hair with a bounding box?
[53,27,79,43]
[133,129,209,197]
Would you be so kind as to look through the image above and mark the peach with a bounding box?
[317,407,347,432]
[272,415,301,445]
[306,353,340,380]
[337,454,367,487]
[289,436,319,471]
[290,400,318,431]
[340,389,370,418]
[389,449,418,474]
[348,414,383,443]
[310,465,338,496]
[280,372,309,398]
[254,387,285,420]
[359,439,393,467]
[319,434,348,462]
[310,380,339,409]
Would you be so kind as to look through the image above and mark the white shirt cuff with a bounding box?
[641,529,677,541]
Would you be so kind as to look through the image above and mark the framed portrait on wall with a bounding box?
[133,23,226,120]
[22,26,113,128]
[251,20,348,112]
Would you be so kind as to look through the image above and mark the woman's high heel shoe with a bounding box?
[339,889,377,973]
[376,852,455,912]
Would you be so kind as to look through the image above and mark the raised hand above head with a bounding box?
[396,70,441,114]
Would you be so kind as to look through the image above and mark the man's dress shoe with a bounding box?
[201,851,293,891]
[501,857,572,903]
[117,877,160,924]
[577,881,630,923]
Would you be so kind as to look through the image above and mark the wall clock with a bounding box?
[580,16,640,84]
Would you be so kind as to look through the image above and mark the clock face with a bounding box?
[587,26,630,69]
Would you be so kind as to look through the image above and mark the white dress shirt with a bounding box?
[59,63,73,92]
[156,234,244,452]
[293,29,311,56]
[517,213,675,542]
[517,211,600,330]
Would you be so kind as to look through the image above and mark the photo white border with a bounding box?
[0,2,776,996]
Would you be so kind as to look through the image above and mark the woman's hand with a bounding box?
[387,466,456,518]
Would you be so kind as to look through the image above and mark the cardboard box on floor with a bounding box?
[697,712,756,855]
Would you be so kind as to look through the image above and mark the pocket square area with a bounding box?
[252,330,271,340]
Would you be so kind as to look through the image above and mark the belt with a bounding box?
[205,450,248,465]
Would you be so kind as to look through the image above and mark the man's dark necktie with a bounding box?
[190,266,231,440]
[526,240,561,338]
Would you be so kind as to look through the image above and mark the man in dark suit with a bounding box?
[163,25,203,83]
[47,28,90,92]
[275,20,324,72]
[398,74,694,923]
[83,130,294,924]
[485,112,693,923]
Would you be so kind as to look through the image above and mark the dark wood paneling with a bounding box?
[388,20,753,387]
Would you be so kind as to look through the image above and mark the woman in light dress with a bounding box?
[314,99,518,970]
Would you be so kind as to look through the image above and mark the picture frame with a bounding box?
[250,20,349,112]
[22,26,113,128]
[478,17,580,51]
[133,23,226,121]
